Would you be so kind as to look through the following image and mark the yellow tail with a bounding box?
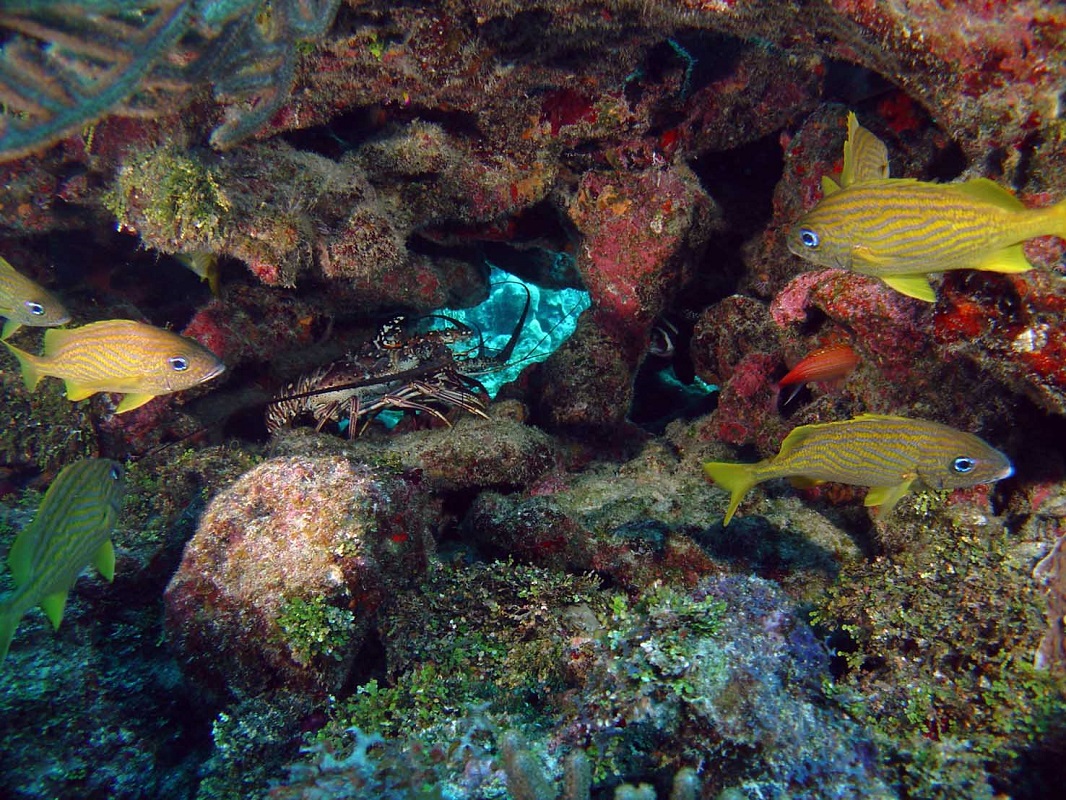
[1,339,42,391]
[702,461,760,526]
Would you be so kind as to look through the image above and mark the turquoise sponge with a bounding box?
[433,264,591,398]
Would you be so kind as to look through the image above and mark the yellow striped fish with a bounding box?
[703,414,1012,525]
[173,251,221,296]
[1,319,225,413]
[788,113,1066,302]
[0,256,70,339]
[0,459,125,662]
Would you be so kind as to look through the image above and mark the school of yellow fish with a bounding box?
[0,252,224,658]
[705,111,1058,523]
[0,109,1060,657]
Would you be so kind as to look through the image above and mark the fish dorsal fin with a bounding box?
[93,540,116,582]
[881,274,937,302]
[40,590,68,631]
[821,175,841,196]
[952,178,1025,211]
[42,327,76,356]
[974,243,1033,274]
[851,413,908,423]
[865,475,917,516]
[780,414,907,457]
[777,424,818,457]
[841,111,889,187]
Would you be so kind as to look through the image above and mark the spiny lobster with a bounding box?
[265,289,531,437]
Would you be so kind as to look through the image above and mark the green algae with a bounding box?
[104,145,233,251]
[276,595,357,665]
[119,445,262,550]
[0,366,97,473]
[811,516,1066,796]
[330,560,604,740]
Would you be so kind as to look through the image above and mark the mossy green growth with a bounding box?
[104,145,232,250]
[276,595,357,665]
[119,445,262,549]
[811,522,1066,795]
[323,560,605,742]
[0,369,97,473]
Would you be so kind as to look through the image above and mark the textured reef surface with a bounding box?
[2,2,1066,799]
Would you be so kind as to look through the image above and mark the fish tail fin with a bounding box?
[703,461,761,526]
[1051,197,1066,240]
[1,339,42,391]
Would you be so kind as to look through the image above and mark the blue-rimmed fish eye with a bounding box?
[24,300,46,316]
[799,228,820,249]
[168,355,190,372]
[951,456,977,474]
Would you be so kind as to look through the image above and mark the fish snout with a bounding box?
[785,228,806,259]
[203,361,226,382]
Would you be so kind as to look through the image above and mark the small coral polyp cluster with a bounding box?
[1,2,1066,800]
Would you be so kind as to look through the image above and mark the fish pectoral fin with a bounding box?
[847,245,888,273]
[93,540,116,582]
[40,590,69,631]
[974,243,1033,274]
[821,175,842,196]
[788,476,824,489]
[881,274,937,302]
[115,393,156,414]
[865,476,917,516]
[1,319,21,339]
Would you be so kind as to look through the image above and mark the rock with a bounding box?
[164,456,438,698]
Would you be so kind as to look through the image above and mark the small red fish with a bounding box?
[779,343,859,403]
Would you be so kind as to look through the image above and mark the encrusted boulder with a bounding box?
[164,456,439,698]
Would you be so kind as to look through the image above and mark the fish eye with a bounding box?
[24,300,45,316]
[168,356,190,372]
[109,464,123,481]
[951,456,977,474]
[799,229,820,249]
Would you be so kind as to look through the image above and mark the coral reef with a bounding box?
[288,568,894,800]
[811,508,1066,797]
